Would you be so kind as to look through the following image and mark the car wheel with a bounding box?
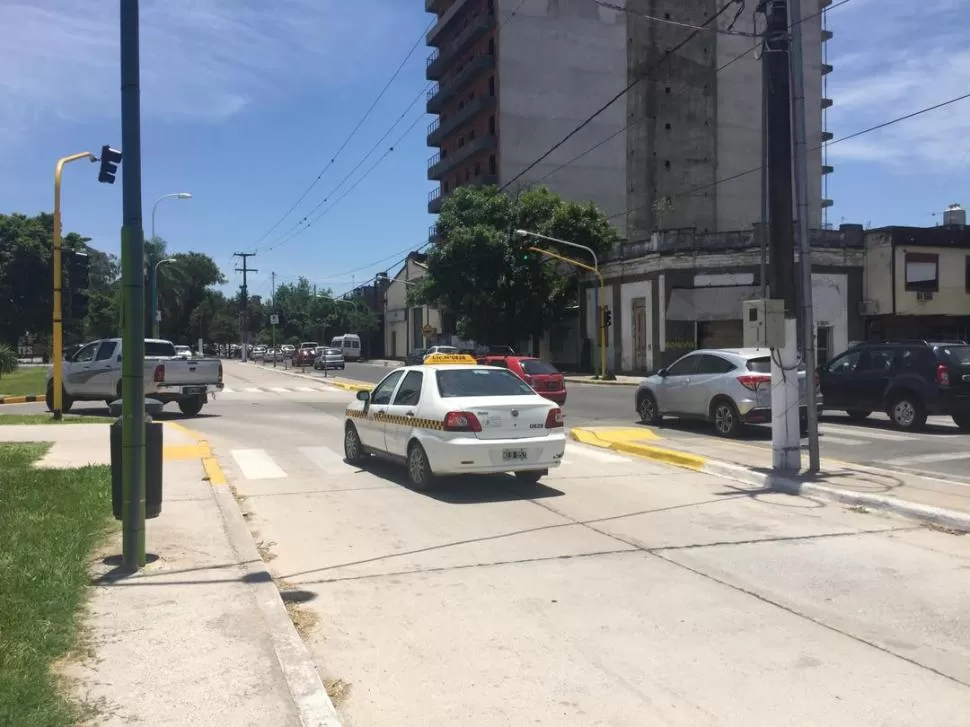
[637,391,661,425]
[846,410,872,421]
[178,396,205,417]
[711,398,743,438]
[344,423,366,464]
[952,413,970,431]
[514,470,545,485]
[888,394,926,431]
[46,380,73,413]
[406,441,435,490]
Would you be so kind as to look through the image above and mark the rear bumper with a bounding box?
[421,431,567,475]
[153,383,224,397]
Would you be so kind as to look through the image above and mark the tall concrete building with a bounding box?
[424,0,834,240]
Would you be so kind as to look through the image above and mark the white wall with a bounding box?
[812,272,849,357]
[619,280,653,372]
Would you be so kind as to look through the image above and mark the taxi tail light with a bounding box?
[736,374,769,391]
[443,411,482,433]
[153,364,165,383]
[545,407,564,429]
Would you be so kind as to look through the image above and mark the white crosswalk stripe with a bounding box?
[226,442,635,482]
[818,423,913,442]
[217,385,336,396]
[885,451,970,466]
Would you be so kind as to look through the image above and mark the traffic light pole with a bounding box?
[52,152,96,420]
[120,0,147,570]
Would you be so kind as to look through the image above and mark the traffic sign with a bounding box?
[270,314,279,325]
[422,324,436,337]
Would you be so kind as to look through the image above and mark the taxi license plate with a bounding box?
[503,449,528,462]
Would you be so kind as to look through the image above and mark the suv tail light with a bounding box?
[218,362,223,382]
[936,363,950,386]
[545,407,564,428]
[736,374,770,391]
[153,364,165,383]
[443,411,482,432]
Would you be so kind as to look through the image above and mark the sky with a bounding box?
[0,0,967,302]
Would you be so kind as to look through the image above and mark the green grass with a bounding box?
[0,415,114,426]
[0,443,112,726]
[0,367,47,397]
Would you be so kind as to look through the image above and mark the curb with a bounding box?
[239,361,374,392]
[173,421,343,726]
[0,394,43,405]
[569,427,970,534]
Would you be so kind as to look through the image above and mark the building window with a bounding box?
[489,154,496,175]
[465,169,471,181]
[488,115,495,135]
[458,136,465,148]
[904,252,939,293]
[469,129,476,141]
[474,162,481,176]
[443,181,449,194]
[488,76,495,96]
[488,38,495,55]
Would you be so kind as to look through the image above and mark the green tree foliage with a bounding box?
[412,185,619,345]
[253,277,378,345]
[0,343,16,377]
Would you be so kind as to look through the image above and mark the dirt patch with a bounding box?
[284,600,320,640]
[256,539,278,562]
[924,522,966,536]
[324,678,352,707]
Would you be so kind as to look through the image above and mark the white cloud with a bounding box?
[0,0,400,138]
[825,0,970,169]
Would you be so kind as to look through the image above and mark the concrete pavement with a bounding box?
[177,362,970,725]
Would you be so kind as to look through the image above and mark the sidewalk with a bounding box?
[564,373,639,386]
[0,422,340,726]
[570,426,970,533]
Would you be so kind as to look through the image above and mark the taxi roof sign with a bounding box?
[422,352,478,366]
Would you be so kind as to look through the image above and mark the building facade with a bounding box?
[862,224,970,342]
[383,252,444,358]
[425,0,834,239]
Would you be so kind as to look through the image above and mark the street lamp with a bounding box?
[514,229,608,379]
[149,192,191,337]
[152,258,176,338]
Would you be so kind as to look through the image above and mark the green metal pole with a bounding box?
[120,0,146,570]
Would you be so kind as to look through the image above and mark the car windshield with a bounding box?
[434,346,458,354]
[941,345,970,365]
[436,368,535,398]
[520,359,558,375]
[326,349,341,355]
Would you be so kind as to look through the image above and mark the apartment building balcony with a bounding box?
[821,63,834,75]
[426,0,449,14]
[426,11,496,80]
[428,172,498,213]
[427,134,497,181]
[426,0,472,46]
[427,95,496,147]
[426,54,495,114]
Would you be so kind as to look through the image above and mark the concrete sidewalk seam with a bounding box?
[178,421,343,726]
[569,427,970,534]
[0,393,43,405]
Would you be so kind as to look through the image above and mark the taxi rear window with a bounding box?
[436,369,534,398]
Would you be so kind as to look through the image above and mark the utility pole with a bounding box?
[761,0,801,472]
[789,0,820,473]
[120,0,148,569]
[234,252,257,362]
[271,271,277,367]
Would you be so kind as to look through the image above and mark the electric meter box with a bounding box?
[742,299,785,349]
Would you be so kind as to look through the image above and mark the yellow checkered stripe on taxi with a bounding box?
[347,409,445,431]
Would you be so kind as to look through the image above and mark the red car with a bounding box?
[479,355,567,405]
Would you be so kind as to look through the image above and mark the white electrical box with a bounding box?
[742,299,785,349]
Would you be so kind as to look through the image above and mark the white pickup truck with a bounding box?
[47,338,224,417]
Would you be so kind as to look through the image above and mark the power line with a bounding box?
[248,18,434,248]
[595,0,756,37]
[499,0,744,193]
[608,90,970,223]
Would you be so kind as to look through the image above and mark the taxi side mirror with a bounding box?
[356,390,370,402]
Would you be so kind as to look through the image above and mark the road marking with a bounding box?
[886,451,970,466]
[231,449,287,479]
[814,436,870,447]
[819,423,912,442]
[269,386,289,393]
[299,446,347,472]
[298,386,316,392]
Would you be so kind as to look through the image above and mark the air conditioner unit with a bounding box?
[858,300,879,315]
[916,291,934,302]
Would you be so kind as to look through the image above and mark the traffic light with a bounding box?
[97,145,123,184]
[603,305,613,328]
[68,251,90,319]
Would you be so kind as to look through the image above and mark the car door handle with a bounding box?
[405,411,415,417]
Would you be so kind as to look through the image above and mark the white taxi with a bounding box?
[343,353,566,489]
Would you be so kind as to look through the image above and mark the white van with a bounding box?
[330,334,362,361]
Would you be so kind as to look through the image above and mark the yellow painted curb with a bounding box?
[202,455,227,486]
[0,394,44,405]
[329,380,373,392]
[163,443,211,461]
[162,421,228,486]
[569,427,707,471]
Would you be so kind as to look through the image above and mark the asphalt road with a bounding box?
[138,361,970,724]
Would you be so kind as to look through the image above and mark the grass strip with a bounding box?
[0,367,47,397]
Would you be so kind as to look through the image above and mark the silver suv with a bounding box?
[635,348,820,437]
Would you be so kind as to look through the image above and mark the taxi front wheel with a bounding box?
[407,442,435,491]
[344,423,366,465]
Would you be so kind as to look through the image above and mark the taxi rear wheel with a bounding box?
[514,470,545,485]
[407,441,435,490]
[344,423,365,464]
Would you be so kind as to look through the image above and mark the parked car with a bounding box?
[479,356,567,405]
[174,345,193,358]
[47,338,223,416]
[634,348,820,438]
[818,339,970,431]
[293,341,319,367]
[405,348,428,366]
[252,345,267,360]
[314,347,345,370]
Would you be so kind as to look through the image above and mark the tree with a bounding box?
[412,185,619,346]
[146,237,226,342]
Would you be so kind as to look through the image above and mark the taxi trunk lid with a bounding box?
[448,396,553,440]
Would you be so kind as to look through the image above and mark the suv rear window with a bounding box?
[746,357,771,374]
[146,342,176,357]
[436,369,534,398]
[520,359,559,375]
[940,345,970,365]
